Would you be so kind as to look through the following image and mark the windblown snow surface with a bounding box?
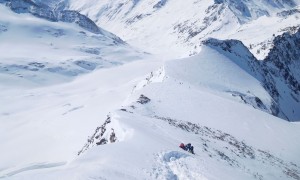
[1,43,300,180]
[1,1,300,180]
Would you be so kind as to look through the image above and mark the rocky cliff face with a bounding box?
[263,29,300,121]
[265,29,300,92]
[0,0,103,34]
[277,8,300,18]
[204,29,300,121]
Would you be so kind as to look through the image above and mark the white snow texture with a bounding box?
[0,0,300,180]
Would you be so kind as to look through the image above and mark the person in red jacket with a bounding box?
[179,142,194,154]
[179,143,185,150]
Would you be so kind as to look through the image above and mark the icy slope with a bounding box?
[0,4,146,86]
[3,45,300,180]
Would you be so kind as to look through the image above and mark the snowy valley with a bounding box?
[0,0,300,179]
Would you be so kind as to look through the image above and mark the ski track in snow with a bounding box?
[0,162,66,178]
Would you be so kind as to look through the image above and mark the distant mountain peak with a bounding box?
[0,0,106,35]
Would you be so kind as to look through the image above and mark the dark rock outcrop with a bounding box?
[264,29,300,93]
[78,115,118,155]
[277,8,300,18]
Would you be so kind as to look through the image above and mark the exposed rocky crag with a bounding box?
[78,115,118,156]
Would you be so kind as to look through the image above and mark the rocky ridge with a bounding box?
[204,29,300,121]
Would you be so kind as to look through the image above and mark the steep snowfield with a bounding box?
[1,46,299,179]
[0,4,146,86]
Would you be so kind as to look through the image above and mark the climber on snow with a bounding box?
[179,142,194,154]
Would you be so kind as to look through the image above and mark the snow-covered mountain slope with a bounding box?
[229,8,300,60]
[1,0,300,179]
[0,3,146,86]
[0,2,154,177]
[0,59,162,178]
[1,0,106,34]
[204,28,300,121]
[47,0,300,58]
[59,0,241,57]
[2,44,300,180]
